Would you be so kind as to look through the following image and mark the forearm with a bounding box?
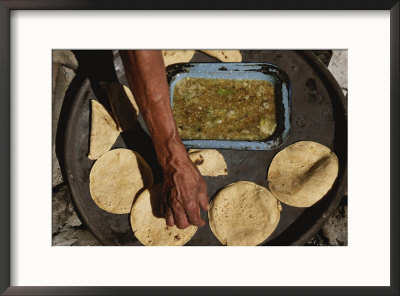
[119,50,188,167]
[120,50,209,228]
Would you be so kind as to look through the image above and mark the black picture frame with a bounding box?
[1,1,399,295]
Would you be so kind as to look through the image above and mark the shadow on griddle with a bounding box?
[120,123,163,186]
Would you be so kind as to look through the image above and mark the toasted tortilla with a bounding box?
[89,148,153,214]
[161,50,196,67]
[188,149,228,176]
[130,184,198,246]
[88,84,139,160]
[200,50,242,62]
[88,100,121,160]
[208,181,281,246]
[267,141,339,207]
[123,85,139,117]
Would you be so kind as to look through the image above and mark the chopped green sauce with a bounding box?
[172,77,276,140]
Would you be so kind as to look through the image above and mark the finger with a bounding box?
[197,179,210,211]
[185,202,206,227]
[188,213,206,227]
[165,206,175,227]
[198,194,210,212]
[170,200,190,229]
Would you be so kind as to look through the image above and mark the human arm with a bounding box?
[119,50,209,228]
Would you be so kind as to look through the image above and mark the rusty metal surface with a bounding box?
[63,50,347,246]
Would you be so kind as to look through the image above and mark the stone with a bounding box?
[52,66,76,187]
[53,227,101,246]
[52,185,101,246]
[52,185,73,234]
[322,203,348,246]
[52,50,78,70]
[328,50,348,96]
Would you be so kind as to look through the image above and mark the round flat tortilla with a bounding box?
[162,50,195,67]
[88,100,121,160]
[267,141,339,207]
[123,85,139,116]
[88,84,139,160]
[208,181,281,246]
[89,148,153,214]
[130,184,198,246]
[188,149,228,177]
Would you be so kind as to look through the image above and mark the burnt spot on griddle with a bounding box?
[306,78,325,104]
[306,78,317,91]
[295,115,307,128]
[308,91,325,104]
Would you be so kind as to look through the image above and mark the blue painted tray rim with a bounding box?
[168,62,292,150]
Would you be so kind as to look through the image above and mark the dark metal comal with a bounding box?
[62,50,347,246]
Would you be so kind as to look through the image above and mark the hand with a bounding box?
[119,50,209,229]
[162,156,209,229]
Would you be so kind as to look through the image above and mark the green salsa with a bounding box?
[172,77,276,141]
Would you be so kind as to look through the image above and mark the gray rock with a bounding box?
[52,50,78,70]
[322,204,348,246]
[52,185,74,234]
[307,198,348,246]
[328,50,348,96]
[52,185,101,246]
[53,227,101,246]
[67,211,83,228]
[52,65,76,187]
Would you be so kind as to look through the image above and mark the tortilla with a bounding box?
[208,181,281,246]
[88,100,121,160]
[123,85,139,116]
[188,149,228,176]
[267,141,339,207]
[200,50,242,62]
[130,184,198,246]
[88,84,139,160]
[101,81,139,132]
[161,50,195,67]
[89,148,153,214]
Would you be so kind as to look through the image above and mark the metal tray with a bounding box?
[167,62,291,150]
[61,50,347,246]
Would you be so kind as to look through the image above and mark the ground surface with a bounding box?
[52,50,348,246]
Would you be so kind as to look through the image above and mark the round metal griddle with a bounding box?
[63,50,347,246]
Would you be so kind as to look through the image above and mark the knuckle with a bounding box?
[185,200,196,211]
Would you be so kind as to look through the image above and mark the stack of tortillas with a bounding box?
[161,50,242,66]
[89,148,153,214]
[130,184,198,246]
[208,181,281,246]
[88,100,121,160]
[162,50,196,67]
[88,83,138,160]
[267,141,339,207]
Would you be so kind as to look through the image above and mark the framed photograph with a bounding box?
[1,1,398,295]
